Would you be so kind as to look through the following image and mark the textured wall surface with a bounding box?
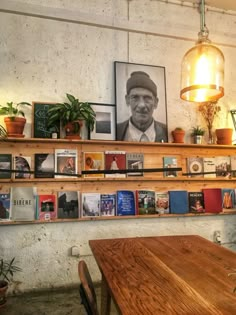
[0,0,236,293]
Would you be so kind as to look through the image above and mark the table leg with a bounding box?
[100,274,111,315]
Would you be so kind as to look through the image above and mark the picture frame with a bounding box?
[115,61,168,142]
[89,103,116,140]
[32,102,60,138]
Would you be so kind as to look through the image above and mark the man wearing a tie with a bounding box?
[116,71,167,142]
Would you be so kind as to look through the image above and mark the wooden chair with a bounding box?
[78,260,99,315]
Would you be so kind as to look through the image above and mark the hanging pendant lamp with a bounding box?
[180,0,224,102]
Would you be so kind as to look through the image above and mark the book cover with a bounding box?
[169,190,188,214]
[0,193,11,220]
[203,157,216,178]
[116,190,136,216]
[230,156,236,177]
[83,152,104,178]
[126,153,144,177]
[14,155,32,179]
[81,193,100,217]
[188,192,205,213]
[57,191,79,219]
[202,188,222,213]
[0,154,12,179]
[37,194,57,220]
[104,151,126,178]
[221,188,234,210]
[10,186,37,221]
[100,193,116,216]
[215,156,231,177]
[35,153,55,178]
[55,149,77,178]
[186,157,203,177]
[136,190,156,215]
[163,156,178,177]
[155,192,169,214]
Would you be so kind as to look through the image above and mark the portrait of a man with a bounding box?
[115,62,168,142]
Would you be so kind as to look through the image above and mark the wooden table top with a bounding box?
[89,235,236,315]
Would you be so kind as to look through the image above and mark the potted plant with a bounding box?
[0,101,31,138]
[47,93,96,139]
[0,257,22,307]
[191,126,205,144]
[172,127,185,143]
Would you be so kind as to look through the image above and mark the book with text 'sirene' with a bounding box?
[116,190,136,216]
[186,157,203,177]
[83,152,104,178]
[188,192,205,213]
[215,156,231,177]
[0,193,11,220]
[126,153,144,177]
[163,156,177,177]
[0,154,12,179]
[35,153,55,178]
[203,157,216,178]
[14,155,32,179]
[221,188,235,210]
[155,192,169,214]
[169,190,188,214]
[81,192,100,217]
[10,186,37,221]
[55,149,77,178]
[57,191,79,219]
[202,188,222,213]
[136,190,156,215]
[100,193,116,216]
[37,194,57,220]
[104,151,126,178]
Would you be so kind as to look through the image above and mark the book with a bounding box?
[104,151,126,178]
[34,153,55,178]
[37,194,57,220]
[136,190,156,215]
[221,188,234,210]
[126,153,144,177]
[0,193,11,220]
[203,157,216,178]
[215,156,231,177]
[14,155,32,179]
[10,186,37,221]
[55,149,77,178]
[100,193,116,216]
[57,191,79,218]
[81,193,100,217]
[163,156,178,177]
[188,192,205,213]
[0,154,12,179]
[116,190,136,216]
[155,192,169,214]
[202,188,222,213]
[186,157,203,177]
[230,156,236,177]
[83,152,104,178]
[169,190,188,214]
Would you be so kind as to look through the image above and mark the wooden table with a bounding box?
[89,235,236,315]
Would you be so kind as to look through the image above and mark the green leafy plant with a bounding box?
[0,258,22,283]
[47,93,96,133]
[0,102,31,121]
[191,126,205,136]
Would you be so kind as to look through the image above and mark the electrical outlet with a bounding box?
[213,231,221,244]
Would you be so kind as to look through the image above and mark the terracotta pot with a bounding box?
[215,128,233,145]
[4,117,26,138]
[64,120,83,139]
[0,280,8,307]
[172,129,185,143]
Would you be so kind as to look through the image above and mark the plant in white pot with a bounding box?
[191,126,205,144]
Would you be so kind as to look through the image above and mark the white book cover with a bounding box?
[215,156,231,177]
[81,193,100,217]
[10,186,37,221]
[203,157,216,178]
[14,155,32,179]
[54,149,77,178]
[155,192,169,214]
[126,153,144,177]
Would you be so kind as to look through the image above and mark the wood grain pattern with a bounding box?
[89,236,236,315]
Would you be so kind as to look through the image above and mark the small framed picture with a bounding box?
[89,103,116,140]
[115,61,168,143]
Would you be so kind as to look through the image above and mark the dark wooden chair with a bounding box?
[78,260,99,315]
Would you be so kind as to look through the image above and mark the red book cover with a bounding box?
[202,188,222,213]
[37,194,57,220]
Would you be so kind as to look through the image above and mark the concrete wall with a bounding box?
[0,0,236,293]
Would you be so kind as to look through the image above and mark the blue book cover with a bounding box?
[116,190,136,216]
[169,190,188,214]
[221,188,235,209]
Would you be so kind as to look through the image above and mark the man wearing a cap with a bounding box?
[117,71,167,142]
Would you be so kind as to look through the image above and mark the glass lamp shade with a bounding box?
[180,42,224,102]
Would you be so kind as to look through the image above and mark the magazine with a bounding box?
[55,149,78,178]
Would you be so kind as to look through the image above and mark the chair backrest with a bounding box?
[78,260,99,315]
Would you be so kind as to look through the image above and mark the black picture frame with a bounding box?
[89,103,116,140]
[115,61,168,142]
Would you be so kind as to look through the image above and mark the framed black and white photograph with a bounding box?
[115,61,168,143]
[89,103,116,140]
